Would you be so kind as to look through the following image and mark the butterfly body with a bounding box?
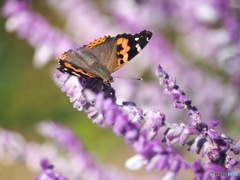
[57,30,152,83]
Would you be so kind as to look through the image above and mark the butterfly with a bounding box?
[57,30,152,83]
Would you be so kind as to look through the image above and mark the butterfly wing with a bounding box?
[80,35,116,68]
[108,30,153,73]
[57,50,99,78]
[80,30,152,74]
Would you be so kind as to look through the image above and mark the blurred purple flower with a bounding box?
[35,159,68,180]
[0,122,141,180]
[1,0,76,67]
[221,52,240,89]
[0,129,25,164]
[37,121,140,180]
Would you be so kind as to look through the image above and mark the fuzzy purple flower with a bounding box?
[54,62,240,179]
[1,0,76,67]
[0,122,142,180]
[35,159,68,180]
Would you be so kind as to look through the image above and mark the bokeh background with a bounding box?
[0,0,240,179]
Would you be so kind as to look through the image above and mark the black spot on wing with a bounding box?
[117,44,124,51]
[120,59,124,65]
[117,54,123,59]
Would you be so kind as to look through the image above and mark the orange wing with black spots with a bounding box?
[116,38,130,66]
[107,30,152,73]
[81,30,152,74]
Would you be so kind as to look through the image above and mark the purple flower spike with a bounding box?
[155,65,169,85]
[53,51,240,178]
[155,65,202,123]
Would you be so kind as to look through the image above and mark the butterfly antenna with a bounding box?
[113,76,142,81]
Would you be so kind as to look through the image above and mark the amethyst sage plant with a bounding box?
[2,0,240,179]
[54,64,240,179]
